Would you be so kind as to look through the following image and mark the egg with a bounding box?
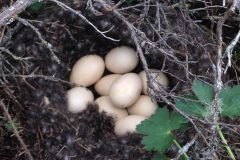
[67,87,94,113]
[105,46,138,74]
[139,70,169,95]
[114,115,146,136]
[94,74,121,96]
[127,95,157,117]
[109,73,142,108]
[95,96,128,121]
[70,55,105,87]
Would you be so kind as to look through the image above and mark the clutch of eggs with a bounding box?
[67,46,169,136]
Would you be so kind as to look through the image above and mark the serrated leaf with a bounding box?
[136,107,188,153]
[219,85,240,118]
[175,97,208,119]
[192,80,213,105]
[141,133,174,152]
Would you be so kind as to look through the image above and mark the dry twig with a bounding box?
[49,0,119,42]
[173,134,199,160]
[1,74,72,85]
[0,47,33,60]
[224,29,240,73]
[16,17,62,64]
[0,100,34,160]
[0,0,36,26]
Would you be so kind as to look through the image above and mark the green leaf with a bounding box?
[180,155,189,160]
[3,118,19,132]
[175,97,208,119]
[152,153,169,160]
[136,107,188,153]
[219,85,240,118]
[29,2,45,13]
[192,80,213,105]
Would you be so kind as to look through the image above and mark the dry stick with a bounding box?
[188,5,226,12]
[210,3,236,160]
[16,17,61,64]
[174,134,198,160]
[173,140,189,160]
[96,0,210,148]
[214,2,238,159]
[224,29,240,73]
[216,5,233,92]
[49,0,119,42]
[0,0,36,27]
[1,74,72,85]
[0,101,34,160]
[0,0,14,44]
[0,47,33,60]
[0,26,7,43]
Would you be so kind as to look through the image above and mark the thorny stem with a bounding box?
[216,125,236,160]
[173,140,189,160]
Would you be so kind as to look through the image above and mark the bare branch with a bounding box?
[224,29,240,73]
[49,0,119,42]
[16,17,62,64]
[0,47,33,60]
[173,134,198,160]
[0,0,36,27]
[213,2,233,122]
[1,74,72,85]
[0,100,34,160]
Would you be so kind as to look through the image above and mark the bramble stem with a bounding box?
[173,140,189,160]
[216,125,236,160]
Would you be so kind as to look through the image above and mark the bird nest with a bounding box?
[1,0,240,159]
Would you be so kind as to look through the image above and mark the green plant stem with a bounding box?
[173,140,189,160]
[216,125,236,160]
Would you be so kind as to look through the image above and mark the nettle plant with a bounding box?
[137,80,240,159]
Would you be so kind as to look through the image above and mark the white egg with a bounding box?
[95,96,128,122]
[94,74,121,96]
[114,115,146,136]
[67,87,94,113]
[127,95,157,117]
[105,46,138,74]
[109,73,142,108]
[139,70,169,95]
[70,55,105,87]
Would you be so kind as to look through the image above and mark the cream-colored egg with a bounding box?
[139,70,169,95]
[94,74,121,96]
[109,73,142,108]
[127,95,157,117]
[105,46,138,74]
[67,87,94,113]
[95,96,128,121]
[114,115,146,136]
[70,55,105,87]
